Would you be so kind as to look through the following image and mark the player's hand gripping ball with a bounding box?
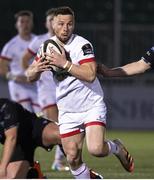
[40,39,63,72]
[39,39,71,81]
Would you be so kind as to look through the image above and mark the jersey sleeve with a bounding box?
[28,36,39,56]
[34,43,44,62]
[3,101,19,131]
[0,43,13,61]
[75,41,95,65]
[141,47,154,68]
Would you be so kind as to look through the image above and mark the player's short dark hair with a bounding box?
[54,6,74,18]
[14,10,33,20]
[45,8,57,17]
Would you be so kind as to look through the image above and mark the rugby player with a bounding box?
[26,6,134,179]
[0,98,61,178]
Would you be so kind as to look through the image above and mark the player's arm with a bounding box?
[97,47,154,77]
[0,127,17,178]
[45,48,97,82]
[97,59,151,77]
[0,58,10,77]
[66,61,96,82]
[0,57,28,83]
[120,59,150,75]
[0,58,21,82]
[0,45,27,82]
[26,57,51,82]
[22,49,34,70]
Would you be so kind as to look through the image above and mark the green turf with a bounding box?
[1,130,154,178]
[34,130,154,179]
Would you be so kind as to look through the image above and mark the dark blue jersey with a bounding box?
[0,98,52,164]
[0,98,36,144]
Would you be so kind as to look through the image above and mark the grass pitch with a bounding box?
[34,130,154,179]
[0,130,153,178]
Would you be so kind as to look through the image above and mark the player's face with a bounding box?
[16,15,33,35]
[46,15,54,34]
[52,14,74,43]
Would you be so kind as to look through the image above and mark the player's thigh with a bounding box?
[86,125,106,154]
[42,121,61,146]
[7,160,30,179]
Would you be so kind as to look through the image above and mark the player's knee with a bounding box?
[65,143,79,165]
[88,144,104,157]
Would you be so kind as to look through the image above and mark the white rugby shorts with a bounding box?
[59,104,107,138]
[8,81,40,112]
[38,89,56,110]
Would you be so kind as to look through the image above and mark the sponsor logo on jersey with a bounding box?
[96,115,104,121]
[82,43,93,56]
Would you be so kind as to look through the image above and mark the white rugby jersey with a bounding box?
[51,34,105,113]
[30,33,56,100]
[28,33,55,85]
[28,33,51,55]
[0,34,36,76]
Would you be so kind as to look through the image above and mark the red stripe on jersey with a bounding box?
[31,103,40,107]
[42,104,57,110]
[0,55,12,61]
[85,121,106,127]
[34,56,40,61]
[28,48,36,56]
[18,99,40,107]
[17,98,31,103]
[79,57,95,65]
[60,129,81,138]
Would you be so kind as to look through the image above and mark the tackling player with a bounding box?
[0,10,40,113]
[0,98,61,178]
[26,6,134,179]
[21,8,69,171]
[97,47,153,77]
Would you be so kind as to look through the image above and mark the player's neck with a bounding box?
[19,33,32,41]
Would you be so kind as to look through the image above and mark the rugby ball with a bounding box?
[41,39,63,72]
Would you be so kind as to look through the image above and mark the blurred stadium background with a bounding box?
[0,0,154,178]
